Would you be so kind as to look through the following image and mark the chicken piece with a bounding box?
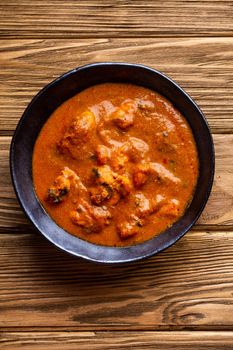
[133,162,181,188]
[134,192,165,218]
[117,215,143,239]
[92,165,132,199]
[118,193,171,240]
[135,193,151,217]
[111,108,134,129]
[110,138,149,170]
[111,100,136,129]
[118,193,168,239]
[92,165,116,187]
[121,100,137,114]
[70,202,112,233]
[70,204,93,229]
[158,200,180,218]
[96,137,148,172]
[126,137,149,163]
[133,164,149,187]
[96,144,111,165]
[137,99,155,111]
[98,129,123,148]
[118,222,139,239]
[153,194,166,209]
[92,165,117,203]
[58,110,96,156]
[156,131,177,154]
[89,184,113,205]
[149,162,181,184]
[46,167,74,203]
[115,174,132,197]
[67,110,96,144]
[110,145,129,171]
[71,173,88,196]
[92,206,112,229]
[47,167,87,204]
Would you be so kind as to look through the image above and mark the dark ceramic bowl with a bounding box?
[10,62,214,263]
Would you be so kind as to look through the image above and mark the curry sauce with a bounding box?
[33,83,199,246]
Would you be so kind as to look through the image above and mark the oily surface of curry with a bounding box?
[33,83,199,246]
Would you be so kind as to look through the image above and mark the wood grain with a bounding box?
[1,331,233,349]
[1,0,233,344]
[1,231,233,330]
[0,134,232,231]
[0,1,233,39]
[1,38,233,133]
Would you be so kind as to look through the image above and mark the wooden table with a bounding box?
[0,1,233,349]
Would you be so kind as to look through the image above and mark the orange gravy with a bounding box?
[33,83,199,246]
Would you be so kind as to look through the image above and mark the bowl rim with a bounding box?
[10,62,215,264]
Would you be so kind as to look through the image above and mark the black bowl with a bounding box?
[10,62,214,263]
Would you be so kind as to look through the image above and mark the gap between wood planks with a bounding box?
[2,326,233,332]
[1,230,233,330]
[1,331,233,350]
[1,37,233,134]
[2,34,233,40]
[0,0,233,40]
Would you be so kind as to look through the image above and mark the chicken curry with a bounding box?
[33,83,199,246]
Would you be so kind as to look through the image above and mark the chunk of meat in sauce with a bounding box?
[110,100,137,129]
[96,144,129,171]
[58,110,96,157]
[118,194,155,240]
[133,162,181,187]
[89,184,112,205]
[47,167,87,204]
[92,165,132,199]
[47,167,73,203]
[158,199,180,218]
[133,164,148,187]
[110,145,129,171]
[96,137,149,171]
[137,99,155,111]
[156,131,178,154]
[92,165,115,187]
[70,202,112,233]
[117,214,143,239]
[96,144,111,165]
[115,173,132,197]
[118,194,180,239]
[150,163,181,183]
[135,192,155,217]
[127,137,149,163]
[110,138,149,170]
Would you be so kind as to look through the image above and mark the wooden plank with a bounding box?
[0,137,30,230]
[0,134,232,231]
[198,134,233,227]
[0,38,233,133]
[0,1,233,39]
[1,231,233,329]
[1,331,233,349]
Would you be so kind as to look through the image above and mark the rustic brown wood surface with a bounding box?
[1,38,233,134]
[1,331,233,350]
[0,1,233,38]
[1,231,233,331]
[1,1,233,349]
